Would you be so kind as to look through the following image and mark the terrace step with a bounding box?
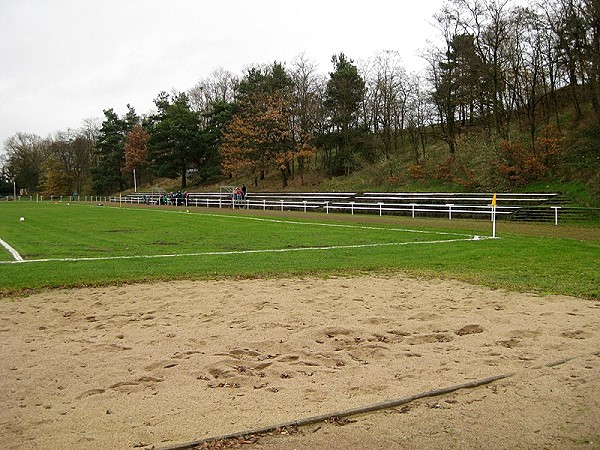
[116,191,599,224]
[509,206,599,222]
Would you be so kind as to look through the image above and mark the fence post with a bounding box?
[280,200,284,211]
[303,200,307,213]
[552,206,561,225]
[263,200,266,210]
[447,204,454,220]
[350,202,355,215]
[325,201,329,214]
[411,203,416,218]
[378,202,383,217]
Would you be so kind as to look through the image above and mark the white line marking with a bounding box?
[104,205,475,238]
[0,238,24,262]
[0,236,495,264]
[208,213,471,237]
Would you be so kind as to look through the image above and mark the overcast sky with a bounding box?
[0,0,446,154]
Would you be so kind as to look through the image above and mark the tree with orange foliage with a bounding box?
[122,124,149,185]
[220,64,316,187]
[221,92,293,186]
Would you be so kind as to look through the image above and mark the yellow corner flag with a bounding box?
[491,193,497,207]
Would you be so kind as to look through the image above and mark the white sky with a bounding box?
[0,0,445,154]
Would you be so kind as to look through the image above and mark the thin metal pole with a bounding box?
[552,207,560,225]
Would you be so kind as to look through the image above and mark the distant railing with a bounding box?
[322,201,515,220]
[4,195,110,203]
[103,191,599,225]
[7,192,592,225]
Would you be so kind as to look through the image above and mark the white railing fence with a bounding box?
[104,192,598,225]
[6,192,597,225]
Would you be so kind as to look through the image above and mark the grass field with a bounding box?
[0,201,598,298]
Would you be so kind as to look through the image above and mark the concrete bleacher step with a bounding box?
[509,194,594,221]
[117,191,598,223]
[510,206,596,222]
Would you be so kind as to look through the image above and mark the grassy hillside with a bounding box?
[133,98,600,208]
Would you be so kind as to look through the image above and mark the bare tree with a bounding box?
[290,53,323,183]
[406,73,435,162]
[4,132,47,194]
[504,6,549,148]
[367,51,410,176]
[188,68,239,126]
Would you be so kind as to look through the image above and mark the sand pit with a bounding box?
[1,275,599,449]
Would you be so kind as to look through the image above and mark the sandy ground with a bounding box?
[1,275,599,450]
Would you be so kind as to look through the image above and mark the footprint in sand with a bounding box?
[76,377,163,399]
[496,338,521,348]
[508,329,541,339]
[321,326,355,337]
[455,324,484,336]
[561,329,592,339]
[171,350,203,359]
[222,349,261,359]
[408,312,441,321]
[75,388,106,399]
[405,333,454,345]
[362,317,393,325]
[277,355,300,363]
[109,377,163,393]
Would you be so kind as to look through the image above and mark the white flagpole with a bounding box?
[491,193,497,238]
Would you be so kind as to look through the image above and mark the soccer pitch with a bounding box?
[1,201,597,299]
[0,202,485,264]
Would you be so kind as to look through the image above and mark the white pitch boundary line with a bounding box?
[204,213,471,237]
[0,236,495,265]
[0,238,24,262]
[103,204,476,238]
